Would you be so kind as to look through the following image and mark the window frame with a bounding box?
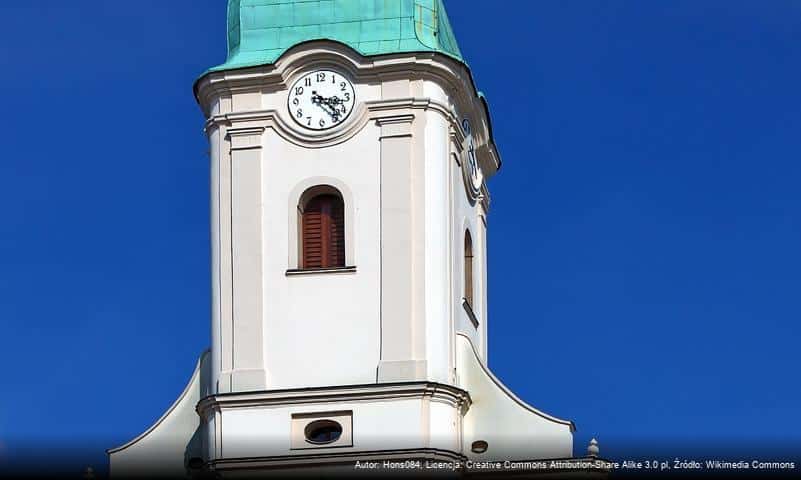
[287,182,356,274]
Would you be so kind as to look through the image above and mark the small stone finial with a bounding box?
[83,467,95,480]
[587,438,600,457]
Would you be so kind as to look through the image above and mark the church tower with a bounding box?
[108,1,580,476]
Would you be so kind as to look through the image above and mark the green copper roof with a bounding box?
[212,0,464,72]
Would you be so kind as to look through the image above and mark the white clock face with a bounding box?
[461,118,484,198]
[287,70,356,131]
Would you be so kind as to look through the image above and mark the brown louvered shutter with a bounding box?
[302,194,345,269]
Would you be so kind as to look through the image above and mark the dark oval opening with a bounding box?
[304,419,343,444]
[471,440,489,454]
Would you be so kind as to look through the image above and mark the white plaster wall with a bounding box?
[260,125,382,389]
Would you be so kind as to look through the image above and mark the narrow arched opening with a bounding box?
[464,230,474,307]
[299,186,345,269]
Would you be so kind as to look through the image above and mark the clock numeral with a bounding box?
[306,117,312,126]
[343,92,351,102]
[340,82,347,92]
[295,86,304,95]
[340,105,347,115]
[292,98,299,106]
[296,108,303,118]
[319,119,326,127]
[304,77,311,87]
[316,72,325,82]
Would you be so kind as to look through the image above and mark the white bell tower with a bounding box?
[108,2,583,477]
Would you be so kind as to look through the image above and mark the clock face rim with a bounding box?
[286,69,356,132]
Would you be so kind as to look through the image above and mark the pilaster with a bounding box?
[218,126,268,392]
[376,114,427,382]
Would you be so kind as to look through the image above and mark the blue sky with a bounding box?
[1,0,800,472]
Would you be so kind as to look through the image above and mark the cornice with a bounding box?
[194,41,501,175]
[195,47,459,110]
[197,381,472,420]
[204,97,455,151]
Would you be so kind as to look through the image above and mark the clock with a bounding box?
[461,118,483,199]
[287,69,356,131]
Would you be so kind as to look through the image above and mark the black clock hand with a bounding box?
[312,94,344,121]
[323,97,347,119]
[311,93,341,119]
[311,93,326,107]
[312,92,344,108]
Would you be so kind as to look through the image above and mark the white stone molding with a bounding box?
[197,382,471,418]
[204,98,450,150]
[285,266,356,276]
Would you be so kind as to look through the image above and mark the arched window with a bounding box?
[464,230,474,307]
[301,190,345,269]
